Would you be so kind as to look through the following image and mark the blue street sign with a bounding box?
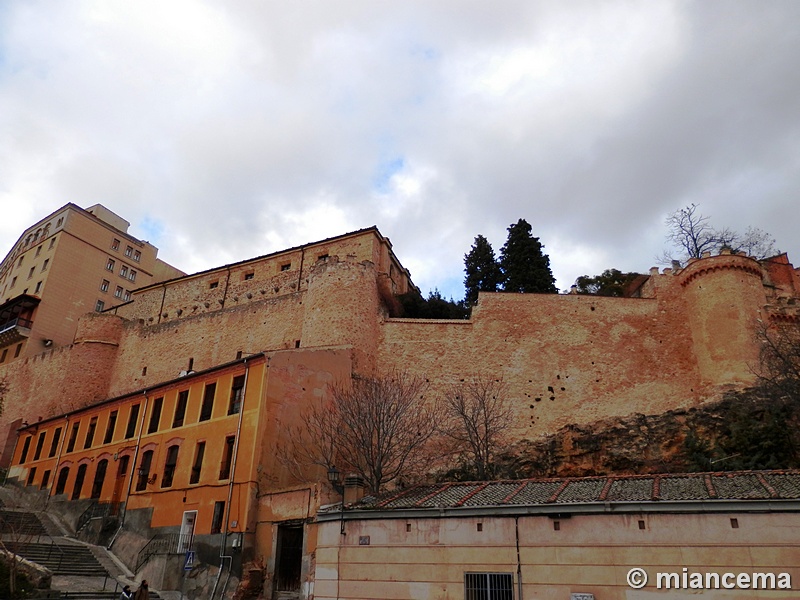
[184,550,195,571]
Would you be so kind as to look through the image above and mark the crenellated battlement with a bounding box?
[679,251,763,287]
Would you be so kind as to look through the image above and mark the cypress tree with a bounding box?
[463,235,502,306]
[499,219,557,293]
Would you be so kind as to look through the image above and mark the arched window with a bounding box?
[136,450,154,491]
[72,464,88,500]
[55,467,70,495]
[161,445,180,488]
[91,459,108,499]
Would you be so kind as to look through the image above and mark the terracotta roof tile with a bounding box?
[659,475,710,501]
[352,470,800,511]
[606,478,653,502]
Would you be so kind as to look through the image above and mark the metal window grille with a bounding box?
[465,573,514,600]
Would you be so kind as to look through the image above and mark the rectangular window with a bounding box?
[10,276,16,288]
[100,279,110,292]
[465,573,514,600]
[173,390,189,428]
[95,300,105,312]
[161,445,180,488]
[244,272,254,280]
[148,397,163,433]
[123,291,131,302]
[19,436,32,463]
[125,245,133,257]
[28,267,35,279]
[120,265,128,278]
[115,286,123,298]
[14,343,23,358]
[125,404,140,439]
[133,250,141,262]
[211,500,226,534]
[129,270,136,282]
[190,442,205,484]
[106,258,115,271]
[57,217,63,227]
[26,467,36,486]
[34,281,42,294]
[219,436,235,479]
[0,349,7,363]
[33,432,46,460]
[18,256,23,267]
[84,416,97,449]
[49,427,62,457]
[40,469,51,489]
[112,238,120,251]
[35,246,42,257]
[228,375,245,415]
[199,383,216,421]
[280,263,291,271]
[104,411,118,444]
[209,281,218,289]
[41,259,49,271]
[66,422,79,453]
[49,237,56,249]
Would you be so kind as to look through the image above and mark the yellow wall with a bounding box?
[315,511,800,599]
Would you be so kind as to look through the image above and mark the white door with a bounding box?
[178,510,197,553]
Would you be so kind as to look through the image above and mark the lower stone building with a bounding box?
[316,472,800,600]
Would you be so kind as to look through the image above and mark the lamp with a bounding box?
[327,465,343,495]
[327,465,345,535]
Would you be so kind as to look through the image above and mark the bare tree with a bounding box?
[756,319,800,400]
[278,372,441,494]
[0,486,48,597]
[737,226,779,260]
[664,204,736,263]
[441,377,513,480]
[663,204,779,265]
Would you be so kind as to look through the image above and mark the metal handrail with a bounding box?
[0,317,33,334]
[135,532,181,572]
[76,501,111,533]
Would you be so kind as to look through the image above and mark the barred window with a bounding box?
[465,573,513,600]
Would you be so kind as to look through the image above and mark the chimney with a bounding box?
[344,474,366,505]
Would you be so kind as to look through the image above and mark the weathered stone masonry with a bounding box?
[1,230,798,462]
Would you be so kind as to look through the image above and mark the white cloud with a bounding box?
[1,1,798,303]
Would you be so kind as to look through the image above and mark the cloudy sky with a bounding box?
[1,1,798,299]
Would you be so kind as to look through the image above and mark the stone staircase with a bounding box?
[13,541,109,577]
[0,501,164,599]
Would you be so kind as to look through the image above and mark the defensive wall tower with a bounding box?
[301,255,380,374]
[0,311,124,465]
[678,250,765,388]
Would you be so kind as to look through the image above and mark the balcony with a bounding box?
[0,316,33,347]
[0,294,39,349]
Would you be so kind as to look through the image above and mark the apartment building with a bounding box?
[0,203,184,363]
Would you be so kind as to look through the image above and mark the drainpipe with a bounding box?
[108,391,148,550]
[45,415,70,508]
[515,516,523,600]
[211,358,251,599]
